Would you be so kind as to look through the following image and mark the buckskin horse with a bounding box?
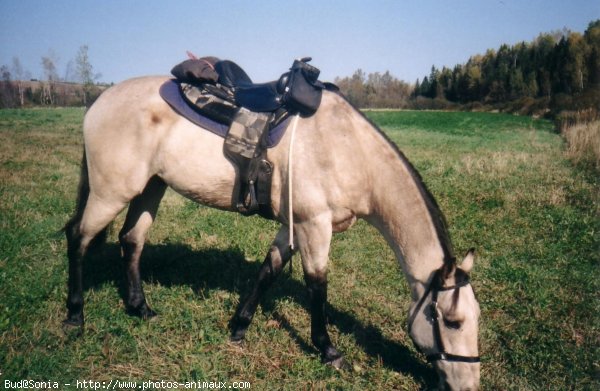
[64,75,481,390]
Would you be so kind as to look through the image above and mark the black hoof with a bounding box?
[324,355,349,371]
[142,308,158,320]
[127,304,157,320]
[320,346,347,370]
[229,327,248,344]
[62,319,84,337]
[229,336,245,346]
[229,314,251,343]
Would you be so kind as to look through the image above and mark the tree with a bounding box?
[75,45,103,105]
[335,69,411,108]
[75,45,101,106]
[41,51,59,82]
[0,65,17,108]
[41,50,59,105]
[423,66,439,99]
[563,33,588,93]
[11,57,29,106]
[585,20,600,87]
[420,76,431,98]
[413,78,420,98]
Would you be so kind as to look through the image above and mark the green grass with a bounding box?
[1,108,598,390]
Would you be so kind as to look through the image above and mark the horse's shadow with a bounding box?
[82,243,436,387]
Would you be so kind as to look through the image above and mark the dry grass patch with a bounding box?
[563,119,600,170]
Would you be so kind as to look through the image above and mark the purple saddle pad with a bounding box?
[159,80,290,148]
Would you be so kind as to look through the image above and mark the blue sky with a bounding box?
[1,0,598,84]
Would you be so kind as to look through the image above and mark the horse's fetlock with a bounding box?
[127,291,147,309]
[236,309,254,327]
[312,333,333,350]
[67,294,84,310]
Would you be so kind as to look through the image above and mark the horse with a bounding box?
[63,75,481,390]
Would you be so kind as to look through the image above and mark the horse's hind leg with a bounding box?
[118,176,167,319]
[230,225,294,342]
[64,197,127,328]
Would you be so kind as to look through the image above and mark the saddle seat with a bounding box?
[215,60,284,113]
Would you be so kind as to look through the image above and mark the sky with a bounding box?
[1,0,599,85]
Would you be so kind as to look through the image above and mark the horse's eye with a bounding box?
[443,318,462,329]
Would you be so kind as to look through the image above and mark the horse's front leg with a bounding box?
[296,213,344,368]
[230,226,294,341]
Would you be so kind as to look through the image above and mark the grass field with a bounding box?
[0,108,598,390]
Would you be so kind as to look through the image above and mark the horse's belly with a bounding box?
[157,120,237,211]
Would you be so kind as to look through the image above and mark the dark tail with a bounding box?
[63,149,108,247]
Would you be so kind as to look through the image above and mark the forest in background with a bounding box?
[335,20,600,118]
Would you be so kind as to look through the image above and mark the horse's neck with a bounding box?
[362,127,451,299]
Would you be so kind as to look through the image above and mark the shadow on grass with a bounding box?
[81,242,436,387]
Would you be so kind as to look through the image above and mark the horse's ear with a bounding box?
[461,248,476,273]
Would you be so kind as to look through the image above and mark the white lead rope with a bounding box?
[287,114,300,250]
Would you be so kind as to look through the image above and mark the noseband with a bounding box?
[408,268,481,364]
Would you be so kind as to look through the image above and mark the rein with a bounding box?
[408,268,480,364]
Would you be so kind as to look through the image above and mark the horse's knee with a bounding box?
[257,248,285,283]
[119,228,144,256]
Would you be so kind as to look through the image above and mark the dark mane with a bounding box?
[326,88,455,261]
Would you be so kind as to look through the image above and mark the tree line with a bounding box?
[336,20,600,116]
[0,45,105,108]
[414,20,600,113]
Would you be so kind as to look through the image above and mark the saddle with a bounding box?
[161,57,327,218]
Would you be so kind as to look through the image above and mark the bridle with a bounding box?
[408,267,481,364]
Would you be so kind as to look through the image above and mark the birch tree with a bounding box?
[75,45,101,105]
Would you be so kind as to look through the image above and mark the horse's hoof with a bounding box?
[229,332,246,345]
[229,324,248,343]
[325,356,349,371]
[62,319,84,337]
[127,304,157,320]
[142,308,158,320]
[229,338,245,348]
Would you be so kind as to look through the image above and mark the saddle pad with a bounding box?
[159,80,290,148]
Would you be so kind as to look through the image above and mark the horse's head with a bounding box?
[409,250,480,391]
